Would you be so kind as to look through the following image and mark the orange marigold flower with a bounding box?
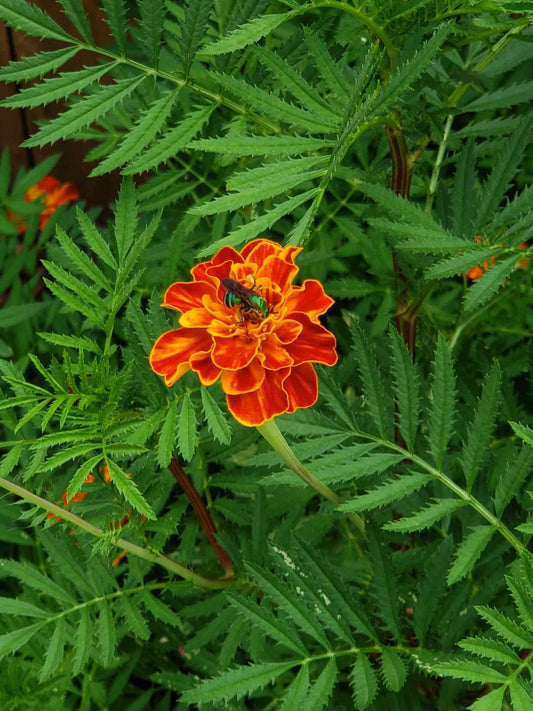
[466,239,530,280]
[9,174,79,233]
[149,238,338,427]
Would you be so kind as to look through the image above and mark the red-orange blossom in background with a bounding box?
[8,175,79,233]
[149,239,338,426]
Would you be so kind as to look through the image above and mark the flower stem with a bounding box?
[256,419,365,535]
[168,457,234,578]
[0,476,232,591]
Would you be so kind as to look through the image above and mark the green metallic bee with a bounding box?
[222,278,269,318]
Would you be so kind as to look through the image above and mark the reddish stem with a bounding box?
[385,124,417,358]
[168,457,234,578]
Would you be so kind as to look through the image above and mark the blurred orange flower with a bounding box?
[465,237,529,281]
[9,174,79,233]
[150,238,338,426]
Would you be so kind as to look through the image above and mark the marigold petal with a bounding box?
[179,307,215,328]
[274,318,302,344]
[284,280,335,322]
[241,238,282,262]
[149,328,212,385]
[259,255,299,291]
[284,314,338,366]
[226,368,290,426]
[190,350,221,386]
[212,334,259,370]
[51,182,79,205]
[191,246,243,281]
[466,265,484,280]
[163,281,214,312]
[221,358,265,394]
[283,363,318,412]
[260,334,294,370]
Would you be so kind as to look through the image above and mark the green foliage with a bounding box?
[1,0,533,708]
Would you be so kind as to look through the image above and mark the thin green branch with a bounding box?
[0,476,232,590]
[352,434,525,555]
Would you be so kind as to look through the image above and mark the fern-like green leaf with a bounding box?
[105,459,156,520]
[351,323,392,439]
[65,454,104,501]
[463,81,533,113]
[56,226,111,291]
[23,75,146,149]
[510,682,533,711]
[463,255,518,312]
[425,250,495,279]
[279,665,310,711]
[428,334,456,470]
[192,167,324,216]
[200,387,231,445]
[302,658,337,711]
[141,591,182,628]
[368,529,401,640]
[0,622,46,658]
[72,607,91,675]
[506,575,533,634]
[0,0,73,41]
[58,0,93,42]
[124,105,215,174]
[340,472,430,513]
[383,498,467,533]
[467,686,506,710]
[180,662,296,704]
[177,392,196,462]
[138,0,166,67]
[0,47,79,83]
[458,636,519,665]
[245,561,330,648]
[225,592,307,655]
[253,46,340,124]
[270,546,353,645]
[0,63,112,109]
[510,421,533,447]
[290,536,376,640]
[76,208,117,269]
[113,177,138,262]
[91,90,179,176]
[447,526,495,585]
[453,138,478,238]
[476,605,533,649]
[208,71,337,133]
[389,327,420,451]
[203,12,293,56]
[178,0,214,77]
[198,188,318,257]
[380,647,407,692]
[189,135,333,156]
[461,362,501,490]
[39,615,66,681]
[476,114,533,229]
[121,596,150,640]
[157,400,178,468]
[494,443,533,517]
[101,0,128,55]
[432,658,506,684]
[304,29,350,103]
[350,652,378,710]
[97,600,116,666]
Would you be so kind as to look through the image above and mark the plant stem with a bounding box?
[0,476,232,590]
[168,457,234,578]
[256,418,365,535]
[355,435,525,555]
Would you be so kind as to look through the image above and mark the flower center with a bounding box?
[221,277,269,321]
